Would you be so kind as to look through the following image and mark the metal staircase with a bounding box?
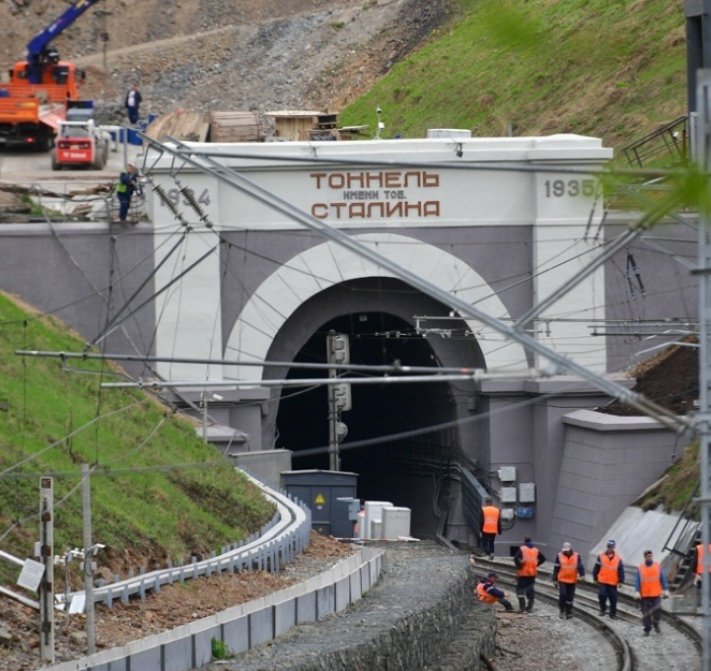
[620,116,688,169]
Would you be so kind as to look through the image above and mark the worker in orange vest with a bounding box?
[634,549,669,635]
[693,542,711,608]
[592,539,625,619]
[476,572,513,611]
[552,541,585,619]
[480,497,501,559]
[513,536,546,612]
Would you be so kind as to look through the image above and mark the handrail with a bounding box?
[620,116,688,169]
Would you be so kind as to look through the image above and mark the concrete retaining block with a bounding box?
[222,615,249,654]
[163,635,191,671]
[127,646,160,671]
[274,598,296,636]
[361,563,371,592]
[296,592,317,624]
[193,625,220,668]
[40,548,384,671]
[335,576,350,612]
[316,584,335,620]
[349,567,362,601]
[249,607,274,648]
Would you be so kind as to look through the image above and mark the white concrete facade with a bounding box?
[146,133,612,382]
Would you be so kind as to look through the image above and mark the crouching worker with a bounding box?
[476,572,513,611]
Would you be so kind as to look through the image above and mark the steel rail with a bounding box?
[476,556,702,660]
[482,564,632,671]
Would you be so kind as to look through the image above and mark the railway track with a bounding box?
[472,555,701,671]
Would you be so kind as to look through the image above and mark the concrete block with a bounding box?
[127,646,161,671]
[350,566,362,601]
[382,507,411,539]
[316,584,335,620]
[274,598,296,636]
[222,615,249,654]
[162,635,192,671]
[234,449,292,490]
[249,607,274,648]
[361,563,371,592]
[193,625,220,668]
[335,576,350,612]
[296,592,317,624]
[363,501,392,540]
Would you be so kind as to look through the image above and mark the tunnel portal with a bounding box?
[275,311,465,539]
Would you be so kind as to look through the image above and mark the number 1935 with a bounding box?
[544,179,596,198]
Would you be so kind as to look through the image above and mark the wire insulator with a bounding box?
[179,186,213,228]
[152,183,180,218]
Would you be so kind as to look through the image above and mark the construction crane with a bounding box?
[0,0,103,150]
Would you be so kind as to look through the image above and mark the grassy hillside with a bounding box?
[341,0,686,150]
[0,291,273,583]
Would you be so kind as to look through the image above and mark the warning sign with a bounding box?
[17,558,44,592]
[314,493,326,506]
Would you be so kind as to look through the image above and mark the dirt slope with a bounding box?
[2,0,451,124]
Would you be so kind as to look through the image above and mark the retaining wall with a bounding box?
[41,549,384,671]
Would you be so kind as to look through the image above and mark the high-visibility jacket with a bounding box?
[597,552,621,586]
[476,581,497,604]
[557,552,580,584]
[696,544,711,575]
[638,562,663,598]
[517,546,540,577]
[481,505,500,534]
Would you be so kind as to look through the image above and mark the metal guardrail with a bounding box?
[56,470,312,610]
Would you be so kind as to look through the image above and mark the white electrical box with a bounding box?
[498,466,517,482]
[501,508,515,521]
[363,500,393,540]
[501,486,517,503]
[382,507,412,540]
[519,482,536,503]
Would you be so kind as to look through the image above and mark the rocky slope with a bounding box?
[2,0,451,127]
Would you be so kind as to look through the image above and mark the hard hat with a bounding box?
[562,542,572,551]
[606,540,616,548]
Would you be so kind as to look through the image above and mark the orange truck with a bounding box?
[0,0,102,150]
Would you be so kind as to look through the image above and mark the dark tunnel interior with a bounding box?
[275,312,461,538]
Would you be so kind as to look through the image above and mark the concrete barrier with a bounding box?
[40,548,384,671]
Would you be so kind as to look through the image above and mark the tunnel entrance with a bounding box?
[275,311,461,539]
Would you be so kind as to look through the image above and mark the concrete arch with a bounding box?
[224,232,527,380]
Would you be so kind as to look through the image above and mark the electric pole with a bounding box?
[82,464,96,655]
[695,67,711,671]
[38,477,54,665]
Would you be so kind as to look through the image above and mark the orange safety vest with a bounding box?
[696,544,711,575]
[557,552,580,584]
[597,552,621,586]
[517,545,540,577]
[481,506,500,534]
[476,581,497,604]
[638,562,663,598]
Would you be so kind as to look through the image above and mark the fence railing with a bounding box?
[56,470,312,610]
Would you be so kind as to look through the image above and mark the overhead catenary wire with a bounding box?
[14,349,522,376]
